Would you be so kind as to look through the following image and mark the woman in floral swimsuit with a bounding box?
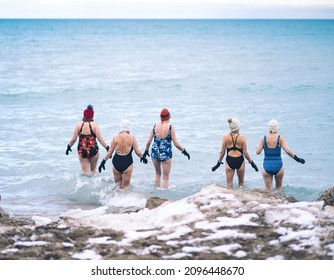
[66,105,109,175]
[143,108,190,188]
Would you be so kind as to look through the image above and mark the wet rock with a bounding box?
[145,196,168,210]
[317,186,334,209]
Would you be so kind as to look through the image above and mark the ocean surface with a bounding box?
[0,19,334,220]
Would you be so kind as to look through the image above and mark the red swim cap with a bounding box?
[83,105,94,119]
[160,108,171,121]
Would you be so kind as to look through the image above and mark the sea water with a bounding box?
[0,19,334,219]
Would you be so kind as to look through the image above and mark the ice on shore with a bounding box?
[59,184,334,259]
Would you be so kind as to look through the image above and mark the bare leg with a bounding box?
[236,161,246,188]
[152,159,161,187]
[274,168,284,192]
[112,167,122,185]
[262,169,273,192]
[162,159,172,188]
[78,155,90,175]
[89,152,99,175]
[225,163,235,189]
[120,165,133,189]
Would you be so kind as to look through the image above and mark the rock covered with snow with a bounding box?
[1,184,334,260]
[317,186,334,209]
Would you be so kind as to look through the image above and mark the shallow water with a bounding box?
[1,19,334,218]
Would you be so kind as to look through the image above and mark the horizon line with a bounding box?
[1,17,333,20]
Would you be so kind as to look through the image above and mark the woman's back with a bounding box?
[154,123,171,139]
[225,133,244,157]
[115,133,133,155]
[78,121,96,135]
[265,133,280,148]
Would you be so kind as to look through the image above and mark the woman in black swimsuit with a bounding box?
[98,119,147,189]
[212,118,258,189]
[66,105,109,175]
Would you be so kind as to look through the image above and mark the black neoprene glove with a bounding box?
[143,150,150,158]
[250,160,259,172]
[98,159,106,173]
[212,161,223,172]
[182,149,190,160]
[65,145,72,155]
[140,157,148,164]
[294,155,305,164]
[106,145,110,152]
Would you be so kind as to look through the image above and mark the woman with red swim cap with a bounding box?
[143,108,190,188]
[66,105,109,175]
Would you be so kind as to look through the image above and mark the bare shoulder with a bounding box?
[223,133,230,141]
[75,121,83,129]
[279,134,286,143]
[91,121,99,127]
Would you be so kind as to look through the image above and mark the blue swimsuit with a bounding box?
[263,135,283,175]
[151,125,172,162]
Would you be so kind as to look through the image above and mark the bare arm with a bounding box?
[218,135,227,162]
[280,136,294,158]
[145,129,154,151]
[171,126,184,152]
[68,123,80,147]
[242,136,253,163]
[103,138,116,161]
[256,137,264,155]
[133,136,144,158]
[94,124,108,149]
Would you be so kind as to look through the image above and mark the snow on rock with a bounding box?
[2,184,334,260]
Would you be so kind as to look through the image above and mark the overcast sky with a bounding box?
[0,0,333,19]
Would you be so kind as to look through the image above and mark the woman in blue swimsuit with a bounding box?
[143,109,190,188]
[212,118,258,189]
[256,119,305,193]
[98,119,147,189]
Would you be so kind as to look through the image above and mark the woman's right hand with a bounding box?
[98,159,106,173]
[212,161,223,172]
[65,145,72,155]
[143,150,150,158]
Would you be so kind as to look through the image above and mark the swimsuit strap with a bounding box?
[79,122,85,134]
[264,135,267,148]
[79,121,94,135]
[276,135,281,148]
[153,124,156,137]
[88,122,94,135]
[168,125,172,138]
[231,133,239,148]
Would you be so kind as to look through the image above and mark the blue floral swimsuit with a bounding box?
[151,125,172,162]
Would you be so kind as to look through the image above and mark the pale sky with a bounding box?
[0,0,334,19]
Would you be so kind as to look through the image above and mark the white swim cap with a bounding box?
[228,118,240,132]
[268,119,279,133]
[119,119,132,132]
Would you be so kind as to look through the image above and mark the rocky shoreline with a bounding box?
[1,185,334,260]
